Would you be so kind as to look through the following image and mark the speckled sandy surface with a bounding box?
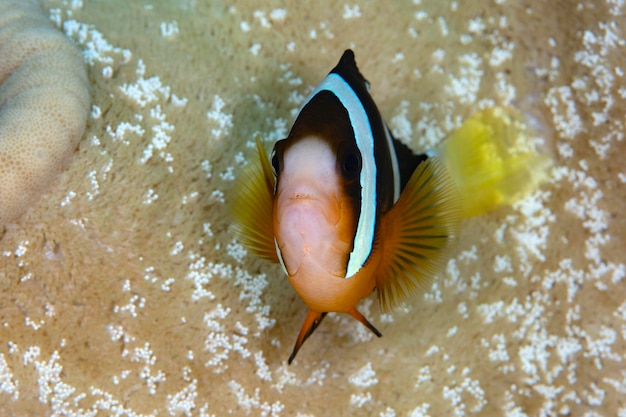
[1,1,625,416]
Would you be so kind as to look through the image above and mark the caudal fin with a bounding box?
[433,107,551,218]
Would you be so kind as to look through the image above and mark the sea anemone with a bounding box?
[0,0,89,226]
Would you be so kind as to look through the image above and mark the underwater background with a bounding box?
[1,0,625,415]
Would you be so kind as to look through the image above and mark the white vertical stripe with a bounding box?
[383,126,401,203]
[274,237,289,275]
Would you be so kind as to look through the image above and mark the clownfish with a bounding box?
[232,50,549,364]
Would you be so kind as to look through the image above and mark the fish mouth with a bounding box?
[290,192,316,200]
[278,185,339,219]
[284,185,326,201]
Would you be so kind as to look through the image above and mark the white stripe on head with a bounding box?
[301,73,376,278]
[274,237,289,275]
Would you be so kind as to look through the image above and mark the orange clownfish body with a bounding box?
[232,50,550,363]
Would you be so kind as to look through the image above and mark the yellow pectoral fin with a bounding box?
[375,157,462,312]
[230,137,279,263]
[436,107,552,218]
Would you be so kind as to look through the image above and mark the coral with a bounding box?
[0,0,89,226]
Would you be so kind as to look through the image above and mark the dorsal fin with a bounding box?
[331,49,369,90]
[390,135,428,192]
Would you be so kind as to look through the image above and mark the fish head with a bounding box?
[273,135,362,287]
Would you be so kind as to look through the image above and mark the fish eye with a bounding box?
[338,145,361,181]
[270,149,280,176]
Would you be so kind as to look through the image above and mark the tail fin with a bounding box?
[433,107,551,218]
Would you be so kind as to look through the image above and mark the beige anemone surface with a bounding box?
[1,1,625,416]
[0,0,89,226]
